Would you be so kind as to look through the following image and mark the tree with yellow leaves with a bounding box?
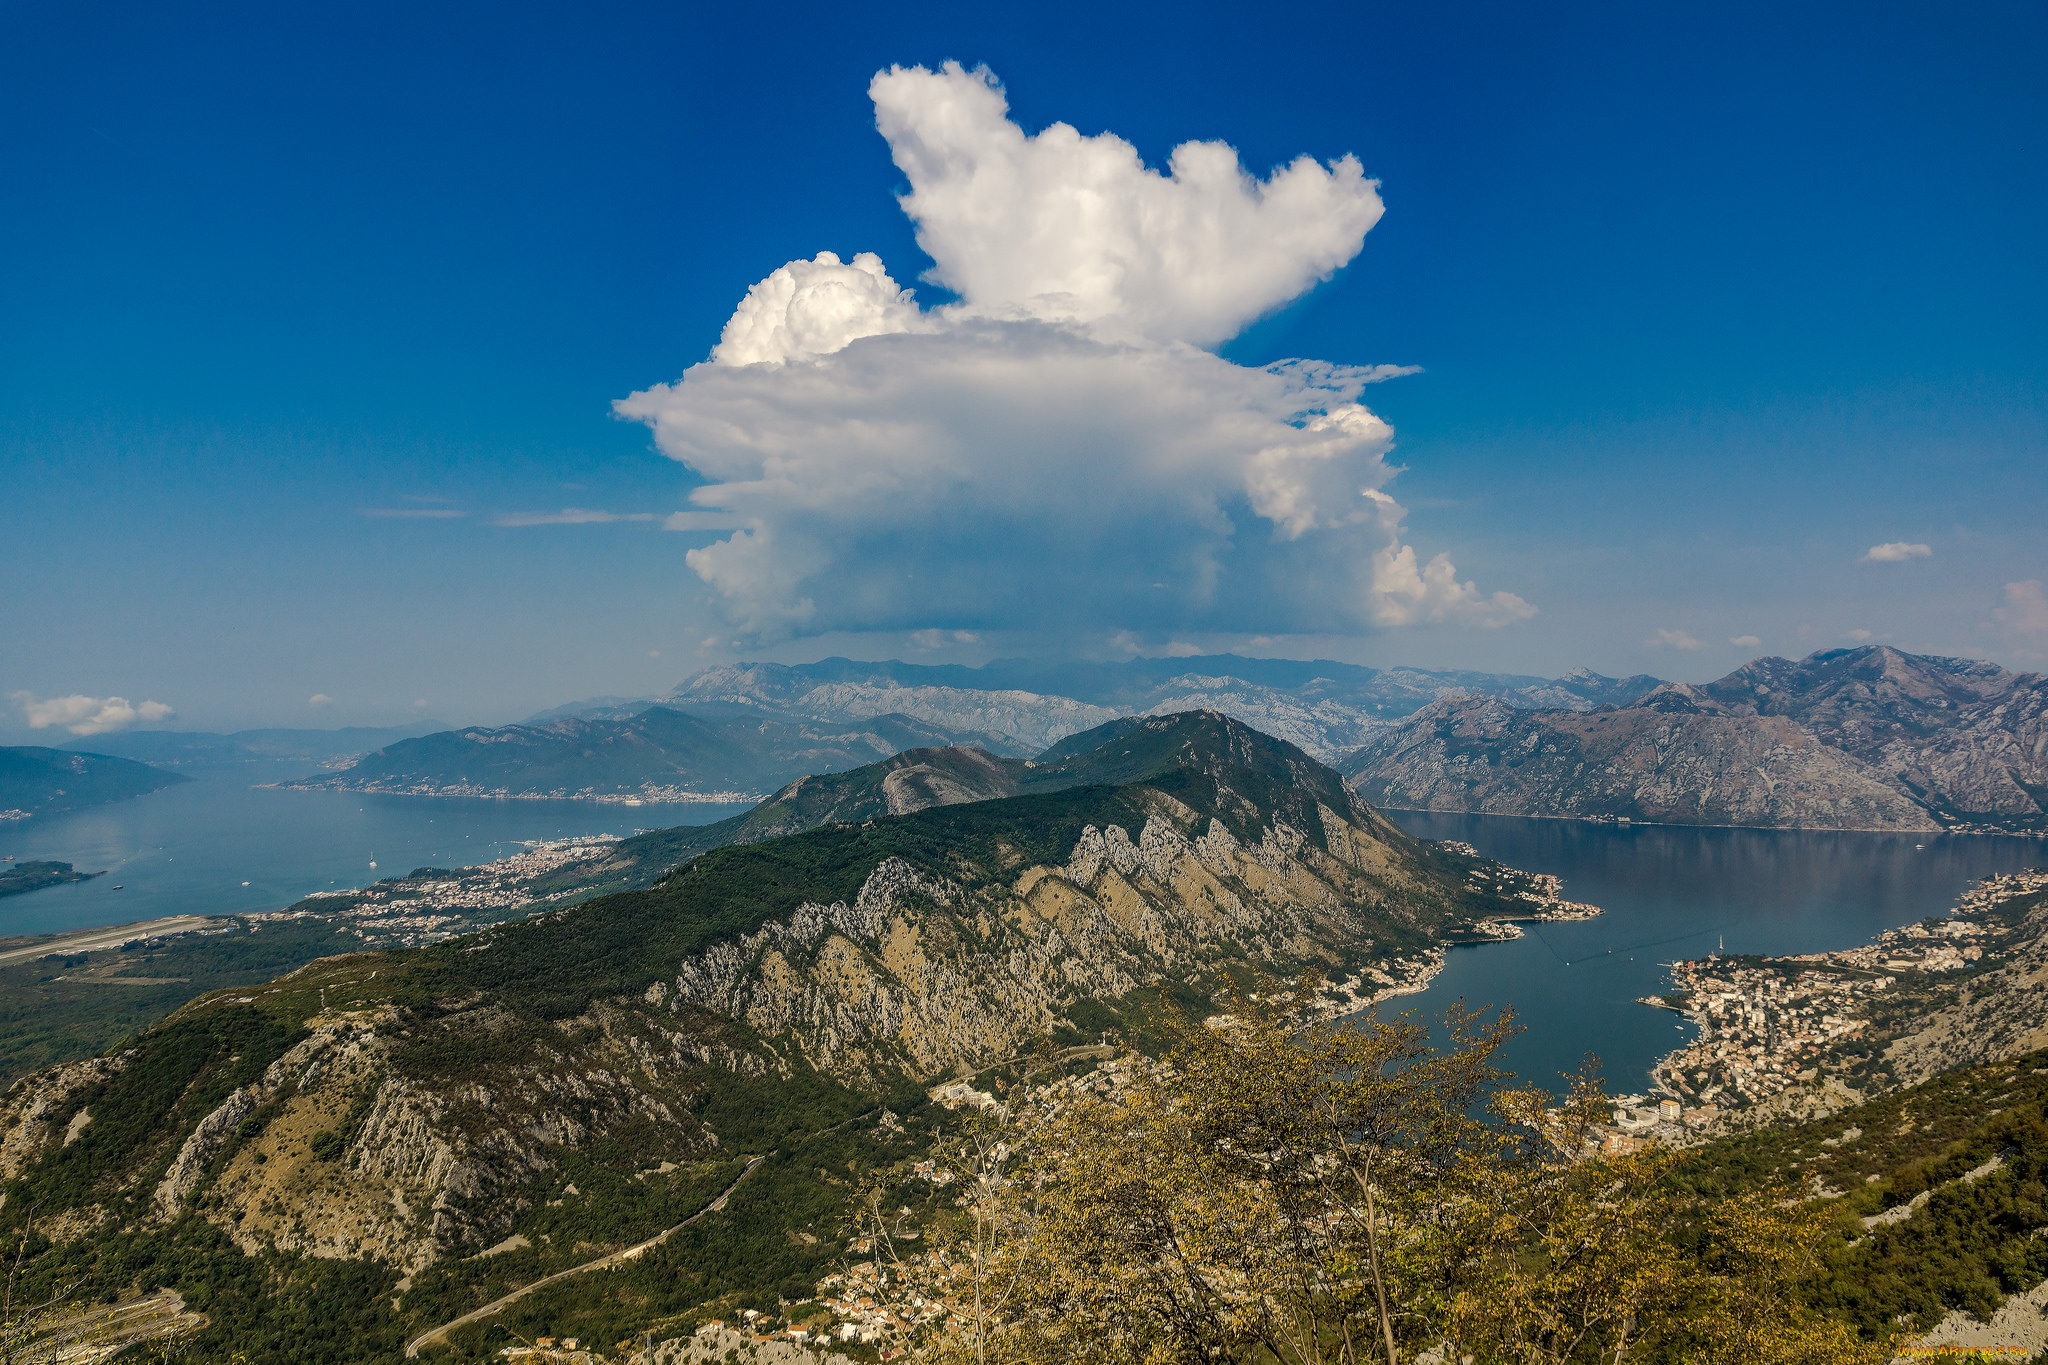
[915,977,1890,1365]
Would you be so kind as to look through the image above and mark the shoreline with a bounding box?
[0,915,226,967]
[1376,807,2043,838]
[1635,867,2048,1145]
[1328,850,1608,1017]
[261,782,764,806]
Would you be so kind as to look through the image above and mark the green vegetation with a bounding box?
[0,917,357,1089]
[1671,1046,2048,1342]
[0,860,101,898]
[291,705,984,798]
[9,1004,301,1211]
[2,1215,407,1363]
[0,745,187,818]
[919,983,1886,1365]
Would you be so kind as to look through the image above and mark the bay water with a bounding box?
[1381,811,2046,1096]
[0,764,751,938]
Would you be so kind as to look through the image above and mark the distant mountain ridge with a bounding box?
[659,654,1667,759]
[282,706,1002,801]
[61,723,453,773]
[1344,646,2047,832]
[285,656,1675,806]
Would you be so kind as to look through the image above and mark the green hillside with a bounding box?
[0,745,188,821]
[286,706,988,799]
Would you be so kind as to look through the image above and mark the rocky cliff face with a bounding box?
[649,790,1420,1081]
[1346,646,2047,832]
[0,984,738,1278]
[1344,695,1938,830]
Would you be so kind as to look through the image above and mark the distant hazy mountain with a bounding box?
[0,746,189,821]
[63,723,453,773]
[665,655,1667,759]
[1344,646,2047,832]
[281,706,1001,801]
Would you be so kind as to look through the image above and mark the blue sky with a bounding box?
[3,0,2042,734]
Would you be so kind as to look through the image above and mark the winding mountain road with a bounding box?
[404,1154,766,1359]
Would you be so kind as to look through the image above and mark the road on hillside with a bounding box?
[404,1154,767,1359]
[0,915,220,966]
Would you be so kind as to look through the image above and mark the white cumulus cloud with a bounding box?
[1647,629,1704,650]
[617,64,1529,644]
[713,252,926,366]
[1729,634,1762,647]
[14,692,175,735]
[1864,541,1931,562]
[871,62,1385,347]
[308,693,335,709]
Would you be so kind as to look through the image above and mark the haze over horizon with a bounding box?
[5,0,2042,736]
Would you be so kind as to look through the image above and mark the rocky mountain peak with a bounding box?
[1346,644,2046,832]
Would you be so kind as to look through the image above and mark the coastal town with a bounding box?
[272,776,762,805]
[250,835,626,948]
[1621,867,2048,1139]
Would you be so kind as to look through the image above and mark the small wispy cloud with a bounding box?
[1729,634,1762,647]
[1864,541,1931,562]
[13,692,175,735]
[664,511,752,532]
[909,628,981,650]
[308,694,334,709]
[1646,629,1704,650]
[360,507,467,519]
[1846,628,1874,640]
[493,508,659,527]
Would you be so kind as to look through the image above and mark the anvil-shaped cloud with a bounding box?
[617,62,1531,642]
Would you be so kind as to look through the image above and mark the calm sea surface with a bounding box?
[1378,811,2046,1096]
[0,764,751,938]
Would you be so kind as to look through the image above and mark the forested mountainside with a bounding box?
[279,706,990,802]
[1345,645,2047,832]
[659,656,1667,760]
[0,745,187,821]
[0,713,1535,1360]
